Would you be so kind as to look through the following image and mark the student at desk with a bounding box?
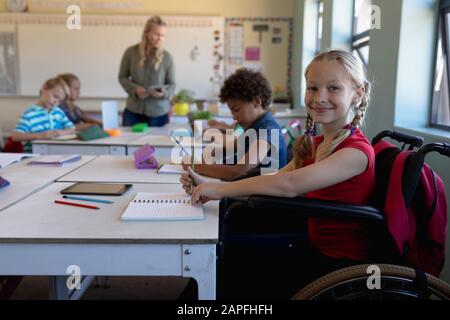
[58,73,103,130]
[11,77,75,152]
[182,68,287,181]
[183,50,374,297]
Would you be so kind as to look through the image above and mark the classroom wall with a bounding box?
[0,0,294,135]
[0,0,294,16]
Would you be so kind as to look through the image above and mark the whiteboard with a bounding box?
[12,14,224,99]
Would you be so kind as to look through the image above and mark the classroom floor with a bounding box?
[9,276,192,300]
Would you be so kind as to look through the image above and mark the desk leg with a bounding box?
[48,276,94,300]
[182,244,216,300]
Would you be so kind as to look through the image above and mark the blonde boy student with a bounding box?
[11,77,75,152]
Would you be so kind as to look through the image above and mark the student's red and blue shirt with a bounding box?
[303,128,375,261]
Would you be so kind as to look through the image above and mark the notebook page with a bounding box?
[28,155,81,165]
[0,153,36,168]
[121,192,204,221]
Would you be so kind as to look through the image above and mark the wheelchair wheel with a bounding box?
[292,264,450,300]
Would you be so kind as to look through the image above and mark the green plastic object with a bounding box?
[190,111,212,120]
[76,125,110,141]
[132,123,149,133]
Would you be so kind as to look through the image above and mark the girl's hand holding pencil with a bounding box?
[190,181,223,205]
[180,167,218,205]
[180,167,206,195]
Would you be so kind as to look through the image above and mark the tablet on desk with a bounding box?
[61,183,132,196]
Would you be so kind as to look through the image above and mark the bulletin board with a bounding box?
[225,17,293,103]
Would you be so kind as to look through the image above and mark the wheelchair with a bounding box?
[217,130,450,300]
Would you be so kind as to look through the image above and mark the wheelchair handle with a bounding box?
[372,130,424,148]
[417,143,450,158]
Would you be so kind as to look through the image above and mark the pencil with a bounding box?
[55,200,99,210]
[190,143,195,194]
[62,195,114,204]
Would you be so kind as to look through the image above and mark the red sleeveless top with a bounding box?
[303,129,375,261]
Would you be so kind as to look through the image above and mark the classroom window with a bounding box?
[431,6,450,129]
[352,0,372,71]
[317,0,324,53]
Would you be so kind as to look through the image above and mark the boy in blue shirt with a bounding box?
[11,77,75,152]
[182,68,287,180]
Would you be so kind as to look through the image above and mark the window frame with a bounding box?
[316,0,324,54]
[430,4,450,131]
[352,0,371,70]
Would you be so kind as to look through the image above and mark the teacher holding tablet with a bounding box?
[119,16,175,127]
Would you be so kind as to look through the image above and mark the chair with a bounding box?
[3,137,23,153]
[217,130,450,300]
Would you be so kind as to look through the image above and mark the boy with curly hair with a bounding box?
[182,68,287,180]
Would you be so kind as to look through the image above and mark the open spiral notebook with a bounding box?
[121,192,204,221]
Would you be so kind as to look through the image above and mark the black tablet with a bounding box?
[60,183,132,196]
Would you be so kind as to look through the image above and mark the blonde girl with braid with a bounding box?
[181,50,376,293]
[119,16,175,127]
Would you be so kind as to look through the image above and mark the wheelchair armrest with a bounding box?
[247,195,385,223]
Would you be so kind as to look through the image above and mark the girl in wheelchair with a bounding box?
[181,49,375,297]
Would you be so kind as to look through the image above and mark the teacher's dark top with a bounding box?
[119,44,176,117]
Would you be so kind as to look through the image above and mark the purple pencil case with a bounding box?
[133,144,159,169]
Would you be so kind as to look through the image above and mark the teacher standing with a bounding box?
[119,16,175,127]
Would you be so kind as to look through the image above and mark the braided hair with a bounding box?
[138,16,167,70]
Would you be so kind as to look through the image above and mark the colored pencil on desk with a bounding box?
[62,195,114,204]
[54,200,99,210]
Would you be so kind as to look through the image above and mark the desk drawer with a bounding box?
[0,243,182,276]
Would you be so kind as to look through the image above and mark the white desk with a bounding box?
[0,156,96,212]
[31,127,146,156]
[58,155,182,184]
[0,182,218,300]
[128,135,205,163]
[144,122,192,136]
